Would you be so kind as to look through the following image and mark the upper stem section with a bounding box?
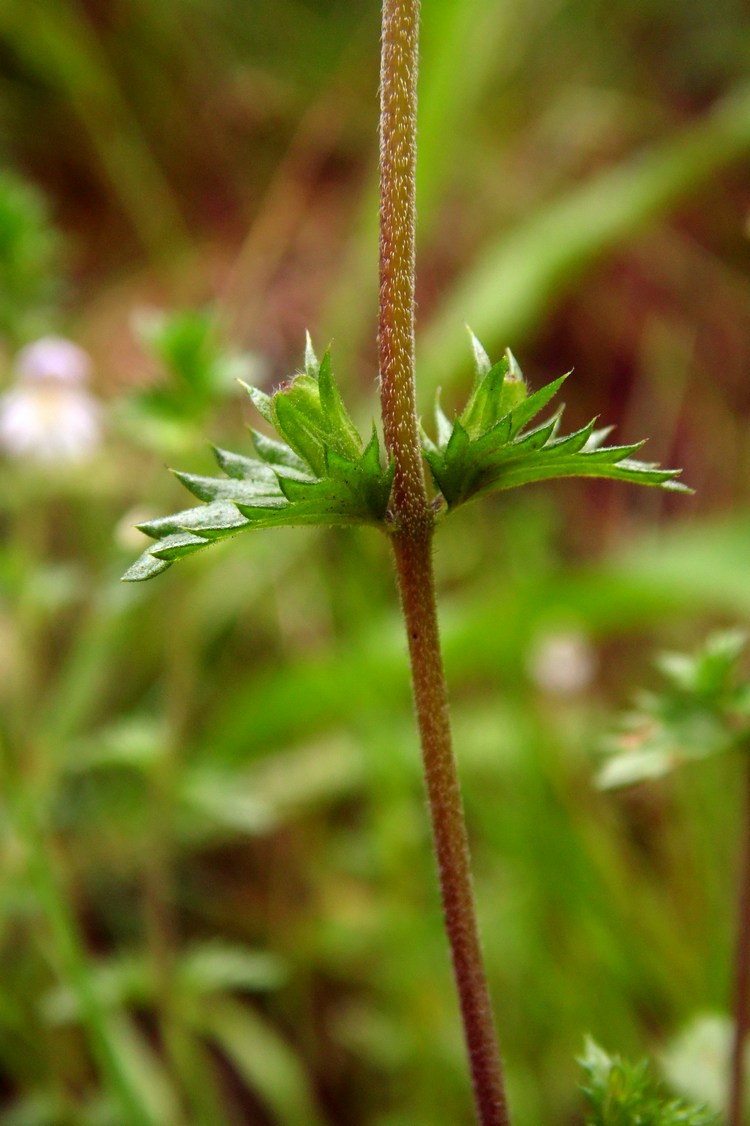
[378,0,429,535]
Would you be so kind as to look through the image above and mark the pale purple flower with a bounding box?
[0,336,102,463]
[15,336,92,385]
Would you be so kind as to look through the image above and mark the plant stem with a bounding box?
[378,0,427,535]
[378,3,510,1122]
[729,758,750,1126]
[391,532,511,1125]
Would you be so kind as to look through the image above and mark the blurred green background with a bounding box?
[1,0,750,1122]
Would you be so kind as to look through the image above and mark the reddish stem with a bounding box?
[392,529,511,1125]
[378,6,511,1119]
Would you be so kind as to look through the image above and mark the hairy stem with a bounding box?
[729,759,750,1126]
[392,531,511,1125]
[378,0,426,534]
[378,2,510,1122]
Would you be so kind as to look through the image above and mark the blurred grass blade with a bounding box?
[198,998,328,1126]
[420,84,750,391]
[0,0,187,260]
[98,1012,183,1126]
[14,785,159,1126]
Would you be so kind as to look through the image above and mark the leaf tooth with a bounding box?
[239,380,274,425]
[278,475,324,503]
[358,426,382,474]
[212,445,251,480]
[138,501,248,539]
[581,441,645,464]
[472,414,513,456]
[509,373,569,436]
[151,532,211,561]
[172,469,280,503]
[583,424,615,451]
[420,421,438,456]
[445,417,470,460]
[317,349,362,459]
[545,418,597,455]
[249,430,309,475]
[304,330,320,377]
[505,349,523,380]
[466,325,492,382]
[434,389,453,448]
[512,416,558,452]
[460,355,511,436]
[121,551,173,582]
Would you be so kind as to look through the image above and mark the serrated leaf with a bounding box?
[121,338,393,582]
[599,631,750,789]
[579,1038,719,1125]
[423,342,689,511]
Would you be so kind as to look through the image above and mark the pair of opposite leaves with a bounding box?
[123,334,688,582]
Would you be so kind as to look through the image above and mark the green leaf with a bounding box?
[120,553,172,583]
[248,431,309,476]
[136,501,249,539]
[598,630,750,789]
[460,347,528,439]
[467,326,492,381]
[122,340,393,581]
[172,469,281,503]
[579,1037,720,1126]
[423,336,690,510]
[271,379,329,476]
[303,329,319,377]
[317,349,363,459]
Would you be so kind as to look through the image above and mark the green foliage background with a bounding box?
[0,0,749,1122]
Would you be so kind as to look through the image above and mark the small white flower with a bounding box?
[528,629,597,696]
[0,336,102,463]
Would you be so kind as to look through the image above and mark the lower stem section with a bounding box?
[392,527,510,1126]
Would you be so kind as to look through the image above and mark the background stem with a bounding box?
[378,2,510,1122]
[728,758,750,1126]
